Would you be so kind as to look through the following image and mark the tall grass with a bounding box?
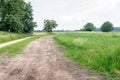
[0,31,33,43]
[54,32,120,79]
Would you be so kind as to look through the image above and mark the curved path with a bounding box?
[0,36,106,80]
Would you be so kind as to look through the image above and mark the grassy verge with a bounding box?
[0,31,33,44]
[0,32,54,57]
[54,32,120,80]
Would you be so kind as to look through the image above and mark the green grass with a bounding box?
[0,32,54,57]
[0,31,33,43]
[54,32,120,79]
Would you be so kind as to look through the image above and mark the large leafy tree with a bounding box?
[101,21,114,32]
[3,14,24,33]
[0,5,2,28]
[22,2,37,33]
[0,0,36,33]
[43,20,58,32]
[0,0,25,32]
[83,22,96,31]
[0,0,5,30]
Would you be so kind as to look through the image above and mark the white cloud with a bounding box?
[26,0,120,30]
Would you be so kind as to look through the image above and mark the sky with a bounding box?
[25,0,120,30]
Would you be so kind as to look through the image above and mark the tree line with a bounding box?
[80,21,114,32]
[43,20,114,32]
[0,0,36,33]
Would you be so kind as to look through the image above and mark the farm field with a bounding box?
[54,32,120,79]
[0,31,33,44]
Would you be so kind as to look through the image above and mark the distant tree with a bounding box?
[43,20,58,32]
[101,21,114,32]
[80,28,86,31]
[83,22,96,31]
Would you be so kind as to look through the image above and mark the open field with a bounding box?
[54,32,120,79]
[0,31,33,44]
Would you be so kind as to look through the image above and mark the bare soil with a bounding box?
[0,36,106,80]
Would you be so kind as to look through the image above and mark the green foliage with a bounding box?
[54,32,120,79]
[43,20,58,32]
[3,14,24,33]
[22,2,37,33]
[83,23,96,31]
[0,0,36,33]
[101,21,114,32]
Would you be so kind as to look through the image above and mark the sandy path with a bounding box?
[0,37,31,48]
[0,36,106,80]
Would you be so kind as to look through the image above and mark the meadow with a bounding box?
[0,31,33,43]
[54,32,120,79]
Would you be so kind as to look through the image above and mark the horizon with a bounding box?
[34,27,120,31]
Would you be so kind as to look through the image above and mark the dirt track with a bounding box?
[0,37,31,48]
[0,36,106,80]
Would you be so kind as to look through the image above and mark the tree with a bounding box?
[80,28,86,31]
[0,0,36,33]
[101,21,114,32]
[43,20,58,32]
[22,2,37,33]
[0,0,25,33]
[83,22,96,31]
[0,0,5,30]
[3,14,24,33]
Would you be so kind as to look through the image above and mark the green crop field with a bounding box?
[0,31,33,44]
[54,32,120,79]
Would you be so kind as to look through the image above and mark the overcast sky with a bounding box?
[25,0,120,30]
